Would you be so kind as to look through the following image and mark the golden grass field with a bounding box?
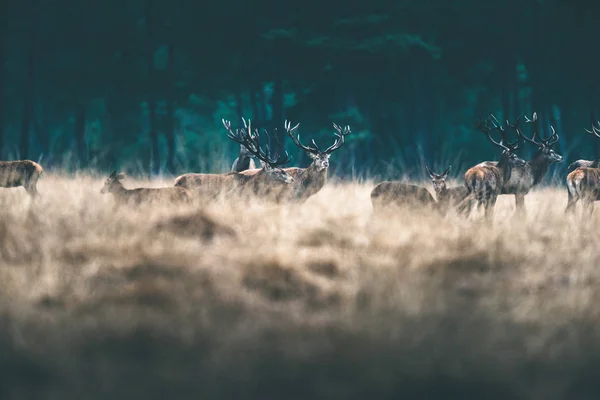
[2,173,600,399]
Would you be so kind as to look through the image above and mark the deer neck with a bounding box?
[111,183,129,198]
[301,162,327,185]
[527,154,551,186]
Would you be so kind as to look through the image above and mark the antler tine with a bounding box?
[285,120,318,154]
[544,125,559,146]
[502,116,522,150]
[324,123,351,154]
[476,115,509,151]
[585,121,600,139]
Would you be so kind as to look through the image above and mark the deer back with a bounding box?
[0,160,43,188]
[370,181,436,212]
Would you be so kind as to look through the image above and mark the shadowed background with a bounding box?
[1,0,598,180]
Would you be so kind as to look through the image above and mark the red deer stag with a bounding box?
[463,116,527,220]
[174,119,294,202]
[567,121,600,172]
[0,160,43,197]
[565,123,600,215]
[425,165,470,214]
[285,121,351,202]
[101,171,191,205]
[370,182,436,214]
[483,113,563,214]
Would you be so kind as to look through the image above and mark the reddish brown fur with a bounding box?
[370,182,436,213]
[102,173,191,206]
[0,160,44,197]
[175,167,294,203]
[463,163,503,219]
[565,167,600,214]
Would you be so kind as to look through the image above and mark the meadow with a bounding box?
[1,173,600,399]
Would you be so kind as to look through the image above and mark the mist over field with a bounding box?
[1,175,600,399]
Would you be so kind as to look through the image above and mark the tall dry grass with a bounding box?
[1,173,600,399]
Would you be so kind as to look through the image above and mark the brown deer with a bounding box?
[174,118,294,201]
[284,121,351,202]
[0,160,43,197]
[565,123,600,214]
[425,165,470,214]
[101,171,191,205]
[370,182,436,214]
[483,113,563,213]
[567,121,600,173]
[231,144,256,172]
[463,116,527,220]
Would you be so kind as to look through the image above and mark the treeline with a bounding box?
[0,0,598,178]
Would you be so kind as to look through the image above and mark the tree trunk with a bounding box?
[271,76,284,157]
[146,0,159,175]
[149,98,159,174]
[75,103,86,167]
[165,43,175,173]
[20,0,40,160]
[0,5,6,158]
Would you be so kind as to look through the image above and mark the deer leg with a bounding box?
[514,194,526,215]
[24,181,39,198]
[483,194,497,222]
[565,193,577,214]
[582,197,594,217]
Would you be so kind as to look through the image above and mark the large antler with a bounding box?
[324,123,351,154]
[584,121,600,139]
[488,114,522,151]
[284,120,317,154]
[286,121,351,155]
[223,118,291,168]
[522,112,559,147]
[475,115,515,152]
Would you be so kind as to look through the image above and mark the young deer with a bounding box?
[567,122,600,173]
[0,160,43,197]
[425,165,469,214]
[463,117,527,220]
[175,119,294,202]
[370,182,436,214]
[565,123,600,214]
[101,171,191,205]
[284,121,351,202]
[231,144,256,172]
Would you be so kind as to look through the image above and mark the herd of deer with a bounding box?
[2,112,600,219]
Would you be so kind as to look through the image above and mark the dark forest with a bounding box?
[2,0,598,179]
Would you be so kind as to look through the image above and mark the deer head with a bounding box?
[425,165,451,193]
[222,118,294,184]
[286,122,351,171]
[101,171,126,194]
[514,112,563,164]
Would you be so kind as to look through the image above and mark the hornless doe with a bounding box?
[484,113,563,213]
[231,144,256,172]
[370,181,436,214]
[284,121,351,202]
[463,116,527,220]
[0,160,43,197]
[565,123,600,214]
[567,121,600,172]
[174,118,294,202]
[101,171,191,205]
[425,165,470,214]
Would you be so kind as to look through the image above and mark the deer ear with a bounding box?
[442,165,452,177]
[307,152,318,160]
[116,173,126,180]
